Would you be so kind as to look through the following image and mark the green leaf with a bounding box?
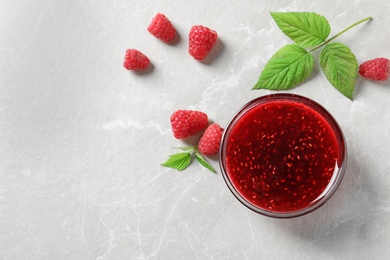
[253,44,314,90]
[161,153,192,171]
[271,12,331,48]
[320,42,358,100]
[195,150,216,173]
[172,146,195,153]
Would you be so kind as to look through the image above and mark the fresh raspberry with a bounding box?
[148,13,176,43]
[359,58,390,81]
[188,25,218,60]
[198,124,224,156]
[170,110,209,139]
[123,49,150,70]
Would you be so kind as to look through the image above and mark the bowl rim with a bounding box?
[219,93,347,218]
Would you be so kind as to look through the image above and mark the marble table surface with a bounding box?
[1,0,390,259]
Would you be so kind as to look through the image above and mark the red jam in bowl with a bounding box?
[219,94,347,218]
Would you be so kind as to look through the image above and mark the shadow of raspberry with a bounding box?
[354,74,390,99]
[200,38,225,65]
[166,31,181,46]
[131,63,154,75]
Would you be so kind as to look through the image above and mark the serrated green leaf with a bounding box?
[195,150,216,173]
[161,153,192,171]
[320,42,358,100]
[253,44,314,90]
[172,146,195,153]
[271,12,331,48]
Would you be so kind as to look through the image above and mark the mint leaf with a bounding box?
[271,12,331,48]
[320,42,358,99]
[253,44,314,90]
[195,150,216,173]
[162,147,216,173]
[172,146,195,153]
[161,152,192,171]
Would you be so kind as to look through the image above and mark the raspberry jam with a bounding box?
[220,94,347,218]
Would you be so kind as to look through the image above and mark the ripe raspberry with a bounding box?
[123,49,150,70]
[148,13,176,43]
[359,58,390,81]
[198,124,224,156]
[188,25,218,60]
[170,110,209,139]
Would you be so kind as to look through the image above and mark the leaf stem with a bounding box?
[310,16,372,52]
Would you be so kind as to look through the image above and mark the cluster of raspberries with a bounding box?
[123,13,218,71]
[170,110,223,156]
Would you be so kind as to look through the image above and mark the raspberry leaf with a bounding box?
[195,149,216,173]
[320,42,358,100]
[271,12,331,48]
[253,44,314,90]
[162,152,192,171]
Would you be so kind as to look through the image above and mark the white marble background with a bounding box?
[1,0,390,259]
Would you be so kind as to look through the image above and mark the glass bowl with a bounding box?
[219,94,347,218]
